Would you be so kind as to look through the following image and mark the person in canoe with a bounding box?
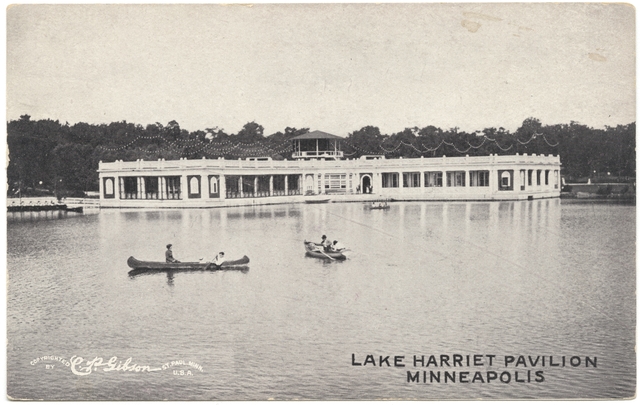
[165,244,180,263]
[210,252,225,270]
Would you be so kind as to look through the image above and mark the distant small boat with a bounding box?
[369,202,390,210]
[127,255,249,271]
[304,195,331,204]
[303,241,347,260]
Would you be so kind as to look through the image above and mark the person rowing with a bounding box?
[165,244,180,263]
[320,235,332,252]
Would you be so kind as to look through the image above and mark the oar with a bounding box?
[319,250,336,261]
[306,240,336,261]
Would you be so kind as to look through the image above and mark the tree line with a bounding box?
[7,115,635,197]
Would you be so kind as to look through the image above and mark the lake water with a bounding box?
[7,199,636,400]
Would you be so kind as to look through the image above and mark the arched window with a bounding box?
[190,177,199,194]
[210,176,217,194]
[208,175,220,198]
[501,172,511,188]
[187,176,201,198]
[498,170,514,191]
[104,178,114,198]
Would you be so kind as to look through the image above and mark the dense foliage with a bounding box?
[7,115,635,197]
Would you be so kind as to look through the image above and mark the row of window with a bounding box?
[381,170,559,190]
[104,176,218,200]
[105,175,303,200]
[105,169,559,198]
[522,169,554,189]
[225,175,301,199]
[382,171,490,188]
[318,173,351,193]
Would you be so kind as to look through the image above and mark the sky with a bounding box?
[6,3,636,137]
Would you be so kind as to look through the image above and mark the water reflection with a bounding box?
[128,266,250,286]
[7,209,88,222]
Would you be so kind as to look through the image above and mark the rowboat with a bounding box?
[304,241,347,260]
[127,255,249,271]
[367,200,390,209]
[304,195,331,204]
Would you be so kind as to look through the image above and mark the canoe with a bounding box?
[304,241,347,260]
[127,255,249,271]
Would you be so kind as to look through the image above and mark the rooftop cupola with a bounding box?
[291,130,343,160]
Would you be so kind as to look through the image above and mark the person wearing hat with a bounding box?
[320,235,332,252]
[210,252,225,270]
[165,244,179,263]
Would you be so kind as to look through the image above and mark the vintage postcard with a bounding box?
[5,3,635,401]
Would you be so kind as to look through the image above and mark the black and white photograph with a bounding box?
[5,3,636,400]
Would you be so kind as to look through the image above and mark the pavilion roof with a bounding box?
[290,130,343,140]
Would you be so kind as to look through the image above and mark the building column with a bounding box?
[284,175,289,195]
[510,170,516,192]
[465,171,470,188]
[159,177,166,200]
[202,173,209,198]
[269,175,274,196]
[239,176,244,198]
[181,175,188,199]
[219,175,226,200]
[398,172,403,188]
[119,177,125,199]
[254,177,258,197]
[113,177,121,200]
[491,170,498,194]
[140,177,146,199]
[349,172,354,194]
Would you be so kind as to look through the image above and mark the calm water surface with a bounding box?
[7,200,635,400]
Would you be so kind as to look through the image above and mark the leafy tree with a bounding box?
[52,143,96,196]
[236,121,265,143]
[5,115,636,196]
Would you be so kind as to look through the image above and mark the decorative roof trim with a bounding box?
[290,130,343,140]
